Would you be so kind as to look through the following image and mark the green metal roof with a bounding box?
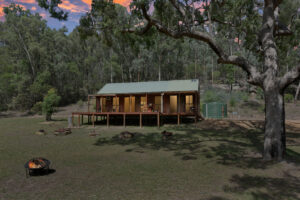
[97,79,199,95]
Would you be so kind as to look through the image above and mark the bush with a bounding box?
[229,97,236,107]
[42,88,61,121]
[203,90,222,103]
[77,100,84,107]
[31,101,43,115]
[284,93,293,103]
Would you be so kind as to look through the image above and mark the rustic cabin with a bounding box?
[72,79,200,127]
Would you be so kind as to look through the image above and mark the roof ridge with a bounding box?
[104,79,198,85]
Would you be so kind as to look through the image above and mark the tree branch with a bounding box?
[135,4,263,86]
[280,65,300,90]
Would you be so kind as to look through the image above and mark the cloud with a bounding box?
[114,0,131,8]
[15,0,36,3]
[39,12,46,19]
[0,7,4,21]
[81,0,92,7]
[31,6,36,11]
[0,2,28,21]
[58,0,88,13]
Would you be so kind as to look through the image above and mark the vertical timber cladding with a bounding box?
[135,96,141,112]
[119,96,124,112]
[106,96,113,112]
[163,94,170,113]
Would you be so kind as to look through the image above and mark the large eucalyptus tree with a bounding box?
[38,0,300,161]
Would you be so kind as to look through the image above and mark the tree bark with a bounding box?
[264,87,285,160]
[295,81,300,102]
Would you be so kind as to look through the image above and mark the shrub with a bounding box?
[284,93,293,103]
[203,90,222,103]
[42,88,61,121]
[77,100,84,107]
[229,97,236,107]
[31,101,43,115]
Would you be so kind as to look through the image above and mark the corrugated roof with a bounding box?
[97,79,199,95]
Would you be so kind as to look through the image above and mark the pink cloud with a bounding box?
[39,12,46,19]
[81,0,92,7]
[31,6,37,11]
[0,7,4,21]
[58,0,88,13]
[12,0,36,3]
[114,0,131,8]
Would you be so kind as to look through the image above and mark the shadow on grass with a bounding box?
[28,169,56,177]
[94,120,300,169]
[219,172,300,200]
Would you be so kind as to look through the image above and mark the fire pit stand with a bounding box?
[24,157,51,178]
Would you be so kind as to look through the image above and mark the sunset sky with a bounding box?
[0,0,131,32]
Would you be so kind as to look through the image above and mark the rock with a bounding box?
[35,129,47,135]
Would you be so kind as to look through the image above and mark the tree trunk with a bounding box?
[295,81,300,102]
[263,87,286,161]
[46,113,52,121]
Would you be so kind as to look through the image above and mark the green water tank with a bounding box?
[202,102,227,119]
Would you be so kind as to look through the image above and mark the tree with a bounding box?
[37,0,300,160]
[42,88,61,121]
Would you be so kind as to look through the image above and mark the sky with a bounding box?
[0,0,132,32]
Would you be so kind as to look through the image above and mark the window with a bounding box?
[185,95,193,112]
[141,96,147,112]
[170,95,177,113]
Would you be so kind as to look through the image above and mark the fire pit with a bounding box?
[24,157,51,177]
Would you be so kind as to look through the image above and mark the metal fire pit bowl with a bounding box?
[24,157,51,178]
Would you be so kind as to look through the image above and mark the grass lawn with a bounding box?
[0,116,300,200]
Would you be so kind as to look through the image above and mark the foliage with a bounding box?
[229,97,236,108]
[31,101,43,115]
[284,94,294,103]
[42,88,61,120]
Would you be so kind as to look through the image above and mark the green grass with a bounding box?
[0,117,300,200]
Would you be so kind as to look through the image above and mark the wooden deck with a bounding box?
[71,112,198,127]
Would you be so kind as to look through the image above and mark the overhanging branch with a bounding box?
[131,4,263,86]
[280,65,300,90]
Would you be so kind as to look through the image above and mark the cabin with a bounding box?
[72,79,200,127]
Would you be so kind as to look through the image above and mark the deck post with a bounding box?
[123,114,126,127]
[92,114,95,127]
[195,114,197,125]
[157,113,160,128]
[161,93,164,113]
[146,93,148,111]
[140,113,142,128]
[107,114,109,128]
[72,114,74,127]
[177,113,180,125]
[88,95,90,112]
[81,115,83,124]
[78,114,80,127]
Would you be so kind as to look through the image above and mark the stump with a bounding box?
[54,128,71,136]
[161,130,173,139]
[120,131,135,139]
